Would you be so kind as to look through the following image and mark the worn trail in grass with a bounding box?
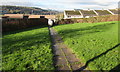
[49,27,92,71]
[2,27,54,70]
[53,21,120,71]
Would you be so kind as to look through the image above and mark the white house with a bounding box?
[80,10,97,18]
[64,10,83,19]
[108,9,118,15]
[94,10,112,16]
[64,8,118,19]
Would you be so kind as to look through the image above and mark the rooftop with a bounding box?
[29,15,56,19]
[95,10,111,16]
[4,14,29,18]
[65,10,81,15]
[109,9,118,14]
[80,10,96,16]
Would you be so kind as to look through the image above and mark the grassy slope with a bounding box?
[2,27,54,70]
[53,21,119,70]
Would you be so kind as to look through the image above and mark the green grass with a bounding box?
[53,21,119,70]
[2,27,54,70]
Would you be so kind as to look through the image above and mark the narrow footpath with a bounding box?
[49,27,91,71]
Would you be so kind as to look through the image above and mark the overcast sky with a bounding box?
[0,0,120,11]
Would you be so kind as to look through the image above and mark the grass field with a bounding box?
[53,21,119,71]
[2,27,54,70]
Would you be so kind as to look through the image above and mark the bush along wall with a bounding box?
[2,18,48,32]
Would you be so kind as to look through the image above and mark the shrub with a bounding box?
[2,18,48,32]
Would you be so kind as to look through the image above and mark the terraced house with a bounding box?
[94,10,112,16]
[64,10,83,19]
[80,10,97,18]
[108,9,119,15]
[64,9,119,19]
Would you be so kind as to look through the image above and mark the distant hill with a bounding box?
[1,5,60,15]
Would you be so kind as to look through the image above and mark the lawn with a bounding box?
[53,21,119,71]
[2,27,54,70]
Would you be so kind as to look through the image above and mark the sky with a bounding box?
[0,0,120,11]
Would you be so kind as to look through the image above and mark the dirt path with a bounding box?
[49,27,91,71]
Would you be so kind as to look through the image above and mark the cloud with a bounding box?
[0,0,119,10]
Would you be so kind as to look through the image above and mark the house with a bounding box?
[4,14,29,19]
[64,10,83,19]
[64,8,118,19]
[80,10,97,18]
[94,10,112,16]
[108,9,118,15]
